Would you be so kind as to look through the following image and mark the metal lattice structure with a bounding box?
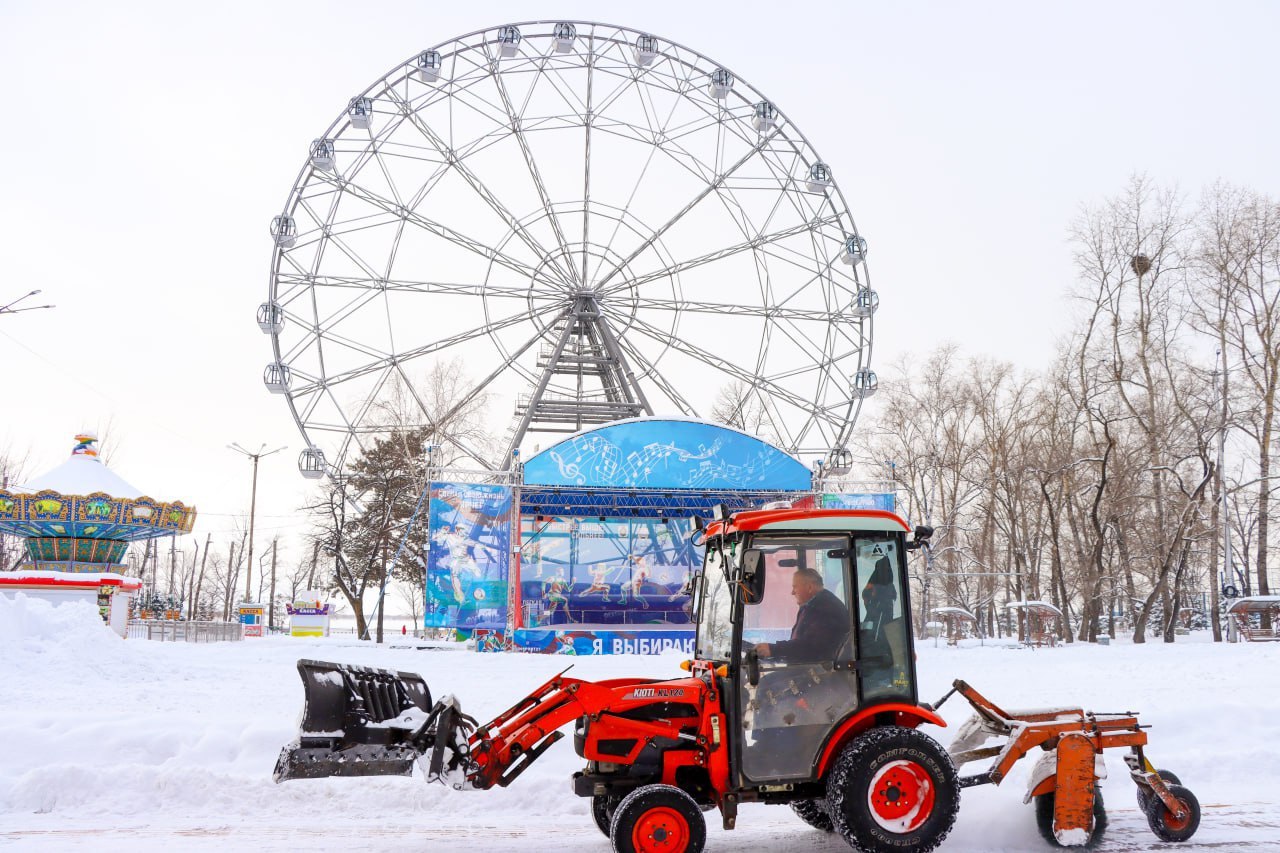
[262,21,878,478]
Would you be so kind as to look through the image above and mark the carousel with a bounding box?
[0,434,196,636]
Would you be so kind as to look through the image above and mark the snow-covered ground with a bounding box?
[1,592,1276,852]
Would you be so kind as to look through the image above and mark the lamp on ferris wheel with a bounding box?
[0,290,54,317]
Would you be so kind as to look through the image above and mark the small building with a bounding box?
[1006,600,1063,647]
[931,606,977,646]
[1225,596,1280,642]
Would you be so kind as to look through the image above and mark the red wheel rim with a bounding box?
[867,760,936,833]
[631,806,690,852]
[1162,799,1192,832]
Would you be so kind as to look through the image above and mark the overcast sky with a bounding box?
[2,0,1277,577]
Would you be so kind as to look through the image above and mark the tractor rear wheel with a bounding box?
[1143,783,1200,843]
[610,784,706,853]
[790,798,834,832]
[826,726,960,853]
[592,793,622,837]
[1034,787,1107,847]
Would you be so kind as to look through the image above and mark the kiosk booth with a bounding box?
[286,592,331,637]
[237,602,266,637]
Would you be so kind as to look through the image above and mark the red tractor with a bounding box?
[275,507,1200,852]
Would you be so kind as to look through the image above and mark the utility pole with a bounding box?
[227,442,286,603]
[269,538,279,630]
[167,536,177,606]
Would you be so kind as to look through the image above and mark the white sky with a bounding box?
[2,0,1277,578]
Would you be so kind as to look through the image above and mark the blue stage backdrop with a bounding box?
[520,515,699,627]
[424,482,513,629]
[523,418,812,491]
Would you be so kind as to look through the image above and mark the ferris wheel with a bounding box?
[259,21,879,479]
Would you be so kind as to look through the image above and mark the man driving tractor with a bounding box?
[754,567,848,661]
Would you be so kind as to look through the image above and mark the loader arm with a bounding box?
[464,671,697,790]
[274,660,705,792]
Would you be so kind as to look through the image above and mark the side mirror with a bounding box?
[906,525,935,551]
[739,550,765,603]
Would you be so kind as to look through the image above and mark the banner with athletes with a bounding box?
[519,516,699,627]
[423,482,513,630]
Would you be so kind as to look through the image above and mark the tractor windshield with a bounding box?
[694,542,734,660]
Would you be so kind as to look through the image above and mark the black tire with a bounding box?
[825,726,960,853]
[790,798,834,832]
[1034,787,1107,848]
[1135,769,1182,813]
[1143,783,1200,843]
[610,783,706,853]
[592,794,622,837]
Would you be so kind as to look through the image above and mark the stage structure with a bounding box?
[422,418,894,654]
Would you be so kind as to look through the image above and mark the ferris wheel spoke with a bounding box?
[490,60,582,287]
[294,303,560,397]
[599,213,840,297]
[600,308,835,446]
[587,66,701,285]
[435,306,573,440]
[611,332,698,417]
[625,296,845,323]
[381,88,578,286]
[593,124,785,293]
[385,360,498,472]
[580,45,595,286]
[312,171,551,284]
[282,274,558,302]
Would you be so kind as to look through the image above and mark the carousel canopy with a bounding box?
[0,434,196,548]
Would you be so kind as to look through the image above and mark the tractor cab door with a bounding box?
[852,535,915,702]
[736,535,858,783]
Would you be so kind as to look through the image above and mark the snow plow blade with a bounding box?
[273,659,436,782]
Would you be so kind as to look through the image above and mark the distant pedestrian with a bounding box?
[401,624,407,636]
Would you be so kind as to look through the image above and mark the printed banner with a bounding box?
[519,516,699,627]
[821,492,896,512]
[509,628,696,656]
[424,482,513,629]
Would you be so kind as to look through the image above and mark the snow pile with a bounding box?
[0,592,120,654]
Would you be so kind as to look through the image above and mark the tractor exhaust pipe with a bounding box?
[273,659,475,785]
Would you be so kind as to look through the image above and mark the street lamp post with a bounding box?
[228,442,286,604]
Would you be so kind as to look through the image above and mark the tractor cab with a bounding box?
[692,507,923,787]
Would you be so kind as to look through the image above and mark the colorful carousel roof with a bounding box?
[0,434,196,544]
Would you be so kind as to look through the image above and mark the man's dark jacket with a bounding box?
[770,588,849,661]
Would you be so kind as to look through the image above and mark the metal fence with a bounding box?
[127,620,244,643]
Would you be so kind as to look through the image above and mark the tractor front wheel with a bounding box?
[826,726,960,853]
[790,798,834,832]
[610,784,706,853]
[1143,783,1200,843]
